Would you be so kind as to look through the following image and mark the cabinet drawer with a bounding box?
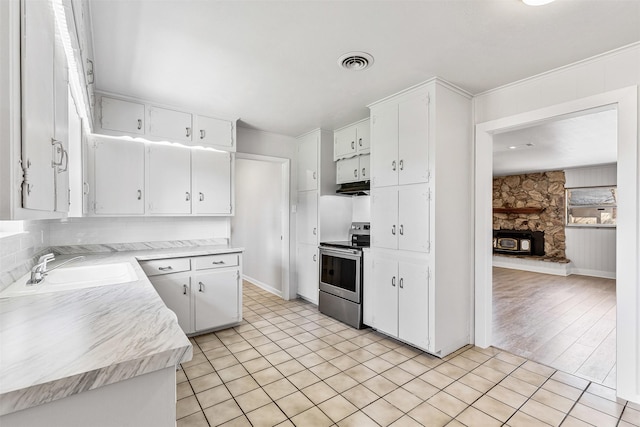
[140,258,191,276]
[194,253,239,270]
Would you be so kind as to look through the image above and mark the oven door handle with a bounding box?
[319,246,360,257]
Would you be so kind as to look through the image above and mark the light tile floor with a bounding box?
[176,282,640,427]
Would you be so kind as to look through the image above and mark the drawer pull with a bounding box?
[212,260,225,265]
[158,266,173,271]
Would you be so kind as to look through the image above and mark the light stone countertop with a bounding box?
[0,244,243,416]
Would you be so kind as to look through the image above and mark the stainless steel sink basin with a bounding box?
[0,262,138,298]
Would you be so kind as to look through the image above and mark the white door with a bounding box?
[334,126,357,160]
[398,94,429,185]
[398,261,429,349]
[150,273,192,334]
[149,107,193,143]
[336,157,360,184]
[371,187,398,250]
[355,120,371,154]
[297,243,318,304]
[148,144,191,214]
[94,139,145,215]
[297,133,318,191]
[398,184,430,252]
[297,190,318,245]
[371,103,398,188]
[192,150,231,215]
[359,154,371,181]
[100,97,145,135]
[194,269,240,331]
[372,256,398,338]
[196,115,233,149]
[21,0,55,211]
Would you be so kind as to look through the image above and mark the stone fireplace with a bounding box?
[493,170,566,260]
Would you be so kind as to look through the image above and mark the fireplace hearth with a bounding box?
[493,229,544,256]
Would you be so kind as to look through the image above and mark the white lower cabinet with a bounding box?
[296,243,318,304]
[141,252,242,335]
[372,252,429,351]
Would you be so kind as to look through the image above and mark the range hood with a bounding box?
[336,181,370,196]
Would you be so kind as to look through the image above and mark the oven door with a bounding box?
[319,246,361,304]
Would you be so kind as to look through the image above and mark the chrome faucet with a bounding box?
[26,254,86,285]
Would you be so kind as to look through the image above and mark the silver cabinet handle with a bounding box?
[137,189,142,200]
[199,192,204,201]
[51,139,64,167]
[199,281,204,292]
[362,168,366,177]
[137,119,142,130]
[200,129,205,139]
[354,169,358,178]
[83,182,90,195]
[359,138,363,147]
[313,227,317,235]
[186,127,191,138]
[312,171,317,180]
[392,276,396,287]
[392,225,396,235]
[351,141,355,150]
[158,266,173,271]
[399,278,404,289]
[313,254,317,262]
[392,160,396,171]
[211,260,225,265]
[86,58,94,84]
[186,192,191,201]
[183,284,187,295]
[399,224,404,235]
[399,159,404,171]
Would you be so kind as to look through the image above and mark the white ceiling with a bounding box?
[492,108,618,175]
[89,0,640,137]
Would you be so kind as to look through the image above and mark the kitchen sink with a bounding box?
[0,262,138,298]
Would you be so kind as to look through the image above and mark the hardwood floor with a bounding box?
[492,267,617,388]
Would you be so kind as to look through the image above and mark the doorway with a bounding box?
[231,154,290,298]
[474,87,639,401]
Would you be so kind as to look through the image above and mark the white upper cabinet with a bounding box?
[100,97,145,135]
[297,132,318,192]
[371,94,429,188]
[93,139,145,215]
[334,118,370,161]
[149,106,193,143]
[195,115,235,151]
[147,144,192,215]
[336,154,371,184]
[192,150,232,215]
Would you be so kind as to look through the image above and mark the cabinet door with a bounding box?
[297,191,318,245]
[148,144,192,214]
[194,269,240,331]
[196,115,234,150]
[371,104,398,188]
[371,187,398,250]
[297,243,318,304]
[334,126,357,160]
[192,150,232,215]
[100,97,145,135]
[21,0,55,211]
[94,139,145,215]
[398,185,430,252]
[355,120,371,154]
[398,94,429,185]
[149,106,193,143]
[150,273,192,334]
[336,157,360,184]
[398,261,429,349]
[53,40,69,213]
[297,132,318,191]
[372,256,398,338]
[359,154,371,181]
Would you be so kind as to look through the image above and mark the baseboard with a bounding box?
[492,256,570,276]
[569,268,616,280]
[243,275,283,298]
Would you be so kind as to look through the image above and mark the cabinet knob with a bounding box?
[183,284,187,295]
[199,281,204,292]
[186,192,191,201]
[392,276,396,287]
[399,278,404,289]
[391,225,396,235]
[399,224,404,235]
[186,127,191,138]
[137,119,142,130]
[354,169,358,178]
[199,192,204,201]
[392,160,396,171]
[137,189,142,200]
[200,129,206,139]
[399,159,404,171]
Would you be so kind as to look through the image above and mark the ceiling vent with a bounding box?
[338,52,374,71]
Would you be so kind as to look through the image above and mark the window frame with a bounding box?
[565,185,617,228]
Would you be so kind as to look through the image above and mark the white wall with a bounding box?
[0,221,50,281]
[232,158,284,295]
[474,43,640,403]
[565,164,617,278]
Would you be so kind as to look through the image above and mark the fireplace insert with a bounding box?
[493,229,544,256]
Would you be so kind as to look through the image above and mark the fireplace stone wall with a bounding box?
[493,171,566,259]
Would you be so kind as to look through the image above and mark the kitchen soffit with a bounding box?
[89,0,640,137]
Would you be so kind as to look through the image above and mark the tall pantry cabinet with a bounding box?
[369,78,472,357]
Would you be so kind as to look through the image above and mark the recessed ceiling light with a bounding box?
[338,52,374,71]
[509,146,518,150]
[522,0,555,5]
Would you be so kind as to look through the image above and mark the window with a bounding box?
[566,186,617,227]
